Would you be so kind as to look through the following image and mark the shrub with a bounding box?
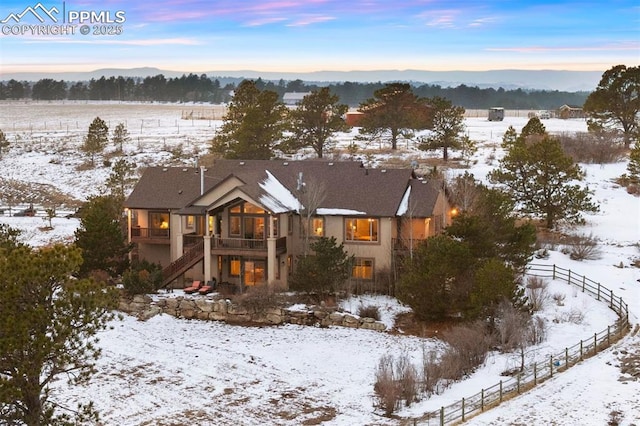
[525,276,549,312]
[494,299,532,351]
[357,304,381,321]
[526,316,547,345]
[565,233,602,261]
[440,320,494,380]
[421,350,442,396]
[554,308,585,325]
[395,354,419,406]
[373,355,401,416]
[557,131,626,164]
[373,353,419,415]
[234,284,280,312]
[552,292,566,306]
[122,260,162,295]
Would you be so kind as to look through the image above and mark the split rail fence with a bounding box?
[409,263,630,426]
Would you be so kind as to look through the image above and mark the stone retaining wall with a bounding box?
[119,294,387,332]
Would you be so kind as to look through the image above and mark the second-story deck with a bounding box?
[211,236,287,257]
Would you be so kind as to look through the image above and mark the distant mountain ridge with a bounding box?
[0,67,603,92]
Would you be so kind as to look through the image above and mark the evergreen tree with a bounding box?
[489,119,599,229]
[501,125,518,148]
[0,244,118,425]
[584,65,640,148]
[111,122,130,152]
[467,258,520,319]
[399,175,536,321]
[289,237,353,300]
[627,139,640,184]
[418,96,466,161]
[210,80,287,159]
[0,223,24,251]
[357,83,430,150]
[105,158,137,202]
[283,88,349,158]
[397,235,474,320]
[0,129,8,159]
[446,183,536,271]
[520,116,546,138]
[82,117,109,166]
[74,195,130,277]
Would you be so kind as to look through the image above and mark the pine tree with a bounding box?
[397,235,475,320]
[584,65,640,148]
[105,158,137,202]
[74,195,130,277]
[0,244,118,425]
[489,120,599,229]
[82,117,109,166]
[627,139,640,184]
[283,87,349,158]
[0,129,9,159]
[210,80,287,159]
[111,122,130,153]
[418,96,466,161]
[289,237,353,300]
[358,83,431,150]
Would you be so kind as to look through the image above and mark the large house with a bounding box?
[124,160,452,291]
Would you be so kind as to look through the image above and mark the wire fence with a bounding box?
[407,263,630,426]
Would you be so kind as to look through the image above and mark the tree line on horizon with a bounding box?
[0,73,589,109]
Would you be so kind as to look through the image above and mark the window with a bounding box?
[229,201,271,239]
[311,217,324,237]
[230,257,241,277]
[301,216,325,238]
[186,215,195,229]
[230,216,241,236]
[345,218,378,242]
[352,258,374,280]
[243,260,265,286]
[149,211,170,237]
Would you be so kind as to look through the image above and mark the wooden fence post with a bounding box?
[594,333,598,354]
[580,340,583,360]
[597,283,601,301]
[440,407,444,426]
[610,290,614,308]
[607,326,611,346]
[550,355,553,378]
[565,348,569,369]
[534,364,537,385]
[582,276,586,292]
[481,389,484,411]
[500,381,503,403]
[462,397,465,422]
[567,269,571,284]
[552,264,556,280]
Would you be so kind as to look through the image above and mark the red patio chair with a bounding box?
[183,280,203,294]
[198,278,217,295]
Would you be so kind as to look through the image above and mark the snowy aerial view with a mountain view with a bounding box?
[2,0,639,425]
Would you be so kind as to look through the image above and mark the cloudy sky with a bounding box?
[0,0,638,74]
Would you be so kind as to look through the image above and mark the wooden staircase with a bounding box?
[161,240,205,288]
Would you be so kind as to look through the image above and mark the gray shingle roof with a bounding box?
[125,160,440,217]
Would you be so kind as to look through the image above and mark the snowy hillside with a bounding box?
[0,101,638,425]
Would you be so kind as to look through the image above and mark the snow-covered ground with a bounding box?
[1,101,639,425]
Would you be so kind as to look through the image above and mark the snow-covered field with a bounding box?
[1,101,639,425]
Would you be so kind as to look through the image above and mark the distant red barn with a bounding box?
[345,111,365,126]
